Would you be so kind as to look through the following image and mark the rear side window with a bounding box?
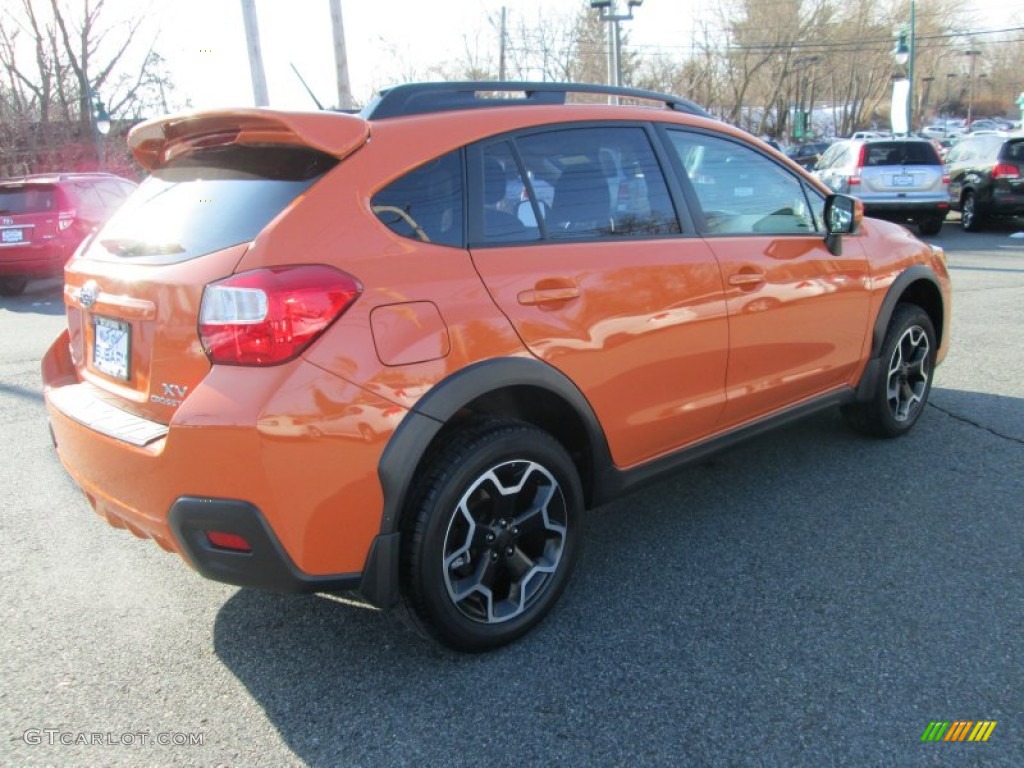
[93,145,337,264]
[509,126,680,241]
[372,150,464,247]
[0,185,57,214]
[863,142,940,167]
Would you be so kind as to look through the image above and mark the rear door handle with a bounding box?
[517,280,580,306]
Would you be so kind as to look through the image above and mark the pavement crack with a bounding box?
[928,402,1024,446]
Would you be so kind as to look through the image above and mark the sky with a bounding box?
[108,0,1024,113]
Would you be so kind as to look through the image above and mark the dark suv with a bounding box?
[0,172,136,296]
[945,133,1024,231]
[812,138,949,235]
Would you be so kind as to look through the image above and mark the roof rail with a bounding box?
[360,81,712,121]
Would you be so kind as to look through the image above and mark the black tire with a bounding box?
[917,216,943,236]
[961,191,982,232]
[843,304,936,438]
[0,276,29,297]
[401,418,583,651]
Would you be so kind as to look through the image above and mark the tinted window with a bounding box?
[863,142,940,167]
[669,131,821,236]
[1001,140,1024,163]
[94,145,338,264]
[513,126,680,240]
[0,185,57,214]
[479,141,539,244]
[372,150,464,247]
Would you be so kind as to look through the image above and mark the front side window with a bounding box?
[372,149,464,247]
[669,131,821,236]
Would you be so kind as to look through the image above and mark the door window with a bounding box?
[668,131,822,236]
[480,126,680,243]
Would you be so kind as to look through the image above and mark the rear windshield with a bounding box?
[90,145,337,264]
[0,185,58,215]
[863,142,940,167]
[1003,140,1024,163]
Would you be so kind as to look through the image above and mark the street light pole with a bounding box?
[891,0,915,134]
[590,0,643,97]
[88,89,110,171]
[965,48,982,126]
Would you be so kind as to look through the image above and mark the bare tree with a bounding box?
[0,0,174,176]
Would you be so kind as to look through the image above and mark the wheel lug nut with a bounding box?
[499,519,508,529]
[485,533,495,543]
[505,546,514,557]
[511,526,520,537]
[491,552,499,562]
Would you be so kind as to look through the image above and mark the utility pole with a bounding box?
[329,0,353,110]
[240,0,269,106]
[498,6,507,81]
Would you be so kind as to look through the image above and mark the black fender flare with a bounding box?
[855,265,945,402]
[359,356,611,608]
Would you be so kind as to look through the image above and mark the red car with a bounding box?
[0,172,136,296]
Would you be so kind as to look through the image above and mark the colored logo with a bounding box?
[921,721,997,742]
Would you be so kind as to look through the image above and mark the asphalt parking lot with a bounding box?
[1,218,1022,767]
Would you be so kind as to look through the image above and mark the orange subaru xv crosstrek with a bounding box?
[42,82,951,651]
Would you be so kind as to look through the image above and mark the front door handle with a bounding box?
[728,272,766,287]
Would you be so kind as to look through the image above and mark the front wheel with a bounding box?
[843,304,936,438]
[401,419,583,651]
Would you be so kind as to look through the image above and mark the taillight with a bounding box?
[849,145,868,186]
[199,265,362,366]
[58,209,76,231]
[992,163,1020,180]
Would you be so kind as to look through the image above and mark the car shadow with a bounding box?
[211,387,1023,766]
[0,277,65,316]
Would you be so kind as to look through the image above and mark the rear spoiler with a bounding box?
[128,109,369,172]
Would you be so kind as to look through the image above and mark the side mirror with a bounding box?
[823,193,863,256]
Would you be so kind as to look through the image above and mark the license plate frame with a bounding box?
[92,316,131,381]
[1,228,24,244]
[892,173,914,187]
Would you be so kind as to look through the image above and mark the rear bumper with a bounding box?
[0,241,70,277]
[863,199,949,220]
[42,329,406,604]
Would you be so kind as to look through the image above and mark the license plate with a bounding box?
[93,316,131,381]
[893,174,914,187]
[1,229,23,244]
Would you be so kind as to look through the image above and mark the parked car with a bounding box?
[945,133,1024,231]
[0,172,136,296]
[786,140,832,169]
[812,137,949,235]
[42,82,951,651]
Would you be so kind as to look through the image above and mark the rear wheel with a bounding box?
[961,191,982,232]
[401,419,582,651]
[843,304,936,438]
[0,277,28,297]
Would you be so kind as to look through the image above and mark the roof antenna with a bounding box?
[290,63,325,110]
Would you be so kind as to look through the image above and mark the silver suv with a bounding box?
[812,138,949,235]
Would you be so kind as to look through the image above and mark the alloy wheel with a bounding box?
[442,460,567,624]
